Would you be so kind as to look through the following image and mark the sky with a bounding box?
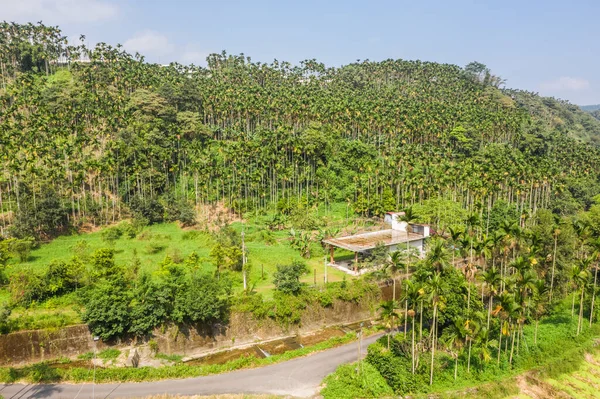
[1,0,598,104]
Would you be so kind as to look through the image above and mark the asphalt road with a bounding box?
[0,333,383,399]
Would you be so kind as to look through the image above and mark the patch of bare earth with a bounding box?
[513,373,568,399]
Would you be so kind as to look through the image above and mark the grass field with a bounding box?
[1,203,372,329]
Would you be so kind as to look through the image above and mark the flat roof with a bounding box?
[323,229,425,252]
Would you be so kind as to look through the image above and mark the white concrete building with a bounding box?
[323,212,430,273]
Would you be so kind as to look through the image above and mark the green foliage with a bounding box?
[129,196,164,225]
[89,248,122,281]
[273,261,309,295]
[155,353,183,363]
[100,226,123,244]
[81,278,132,340]
[9,186,70,240]
[366,341,428,394]
[321,362,394,399]
[172,271,231,324]
[484,200,519,233]
[0,304,10,334]
[163,195,196,226]
[9,237,35,263]
[98,348,121,361]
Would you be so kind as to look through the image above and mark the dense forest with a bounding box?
[4,21,600,395]
[1,22,600,243]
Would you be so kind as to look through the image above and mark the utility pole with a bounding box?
[356,322,364,375]
[92,336,99,398]
[242,223,247,291]
[324,254,328,284]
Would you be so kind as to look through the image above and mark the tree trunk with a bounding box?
[419,300,423,341]
[578,287,585,335]
[404,299,408,335]
[467,339,472,373]
[487,294,493,329]
[509,326,516,365]
[429,303,437,386]
[411,316,416,374]
[591,267,598,327]
[550,233,558,302]
[454,356,458,380]
[497,329,502,365]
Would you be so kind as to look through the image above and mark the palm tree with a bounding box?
[571,259,591,336]
[378,300,400,350]
[443,317,467,380]
[481,266,501,328]
[448,226,463,266]
[427,272,443,385]
[588,238,600,327]
[426,238,451,273]
[549,225,560,303]
[531,279,548,345]
[385,250,405,302]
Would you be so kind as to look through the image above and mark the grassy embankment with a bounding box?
[0,327,380,383]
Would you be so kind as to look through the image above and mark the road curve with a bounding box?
[0,333,383,399]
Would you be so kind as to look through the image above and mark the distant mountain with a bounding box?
[580,104,600,112]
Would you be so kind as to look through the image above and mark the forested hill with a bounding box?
[581,104,600,112]
[508,91,600,145]
[1,22,600,240]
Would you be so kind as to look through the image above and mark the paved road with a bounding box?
[0,333,383,399]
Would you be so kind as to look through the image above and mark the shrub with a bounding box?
[145,242,166,254]
[118,221,138,239]
[9,237,35,263]
[181,231,201,240]
[321,362,394,399]
[98,349,121,362]
[129,196,164,225]
[100,226,123,244]
[273,261,309,295]
[81,278,132,341]
[163,195,196,227]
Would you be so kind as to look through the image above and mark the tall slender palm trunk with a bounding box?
[429,303,437,386]
[591,267,598,327]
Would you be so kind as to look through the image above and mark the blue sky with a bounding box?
[2,0,598,104]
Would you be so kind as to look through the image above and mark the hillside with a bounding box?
[580,104,600,112]
[508,91,600,145]
[1,22,600,244]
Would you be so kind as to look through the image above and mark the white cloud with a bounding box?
[0,0,118,23]
[540,76,590,92]
[180,50,209,65]
[123,30,174,58]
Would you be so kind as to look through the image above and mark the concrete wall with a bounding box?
[0,297,377,366]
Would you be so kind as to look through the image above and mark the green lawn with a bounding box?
[2,203,366,328]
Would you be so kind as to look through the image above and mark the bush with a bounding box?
[145,242,166,254]
[129,195,164,225]
[9,237,34,263]
[98,349,121,362]
[81,278,132,341]
[322,362,394,399]
[163,195,196,226]
[273,261,309,295]
[118,221,138,239]
[100,226,123,244]
[181,231,201,240]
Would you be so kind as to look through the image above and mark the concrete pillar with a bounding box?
[330,245,335,264]
[354,252,358,273]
